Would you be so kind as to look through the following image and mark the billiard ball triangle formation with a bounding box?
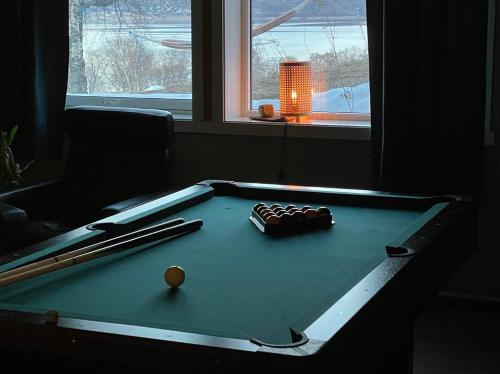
[249,203,335,235]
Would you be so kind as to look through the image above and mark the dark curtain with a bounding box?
[368,0,488,195]
[0,0,69,162]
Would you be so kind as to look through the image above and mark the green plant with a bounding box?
[0,126,32,187]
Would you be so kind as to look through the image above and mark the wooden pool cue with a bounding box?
[0,219,203,288]
[0,218,186,281]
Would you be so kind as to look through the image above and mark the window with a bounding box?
[225,0,370,123]
[66,0,192,116]
[66,0,371,137]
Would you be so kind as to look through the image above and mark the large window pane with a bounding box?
[68,0,191,102]
[251,0,369,114]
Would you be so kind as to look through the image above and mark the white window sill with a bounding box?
[65,94,192,117]
[174,118,371,141]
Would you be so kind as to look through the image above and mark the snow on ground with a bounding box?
[252,82,370,114]
[81,82,370,114]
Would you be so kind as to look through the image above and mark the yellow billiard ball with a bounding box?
[165,266,185,288]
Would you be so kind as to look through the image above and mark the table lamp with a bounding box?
[279,61,312,123]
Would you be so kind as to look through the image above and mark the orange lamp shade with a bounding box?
[279,61,312,117]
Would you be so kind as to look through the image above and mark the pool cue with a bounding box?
[0,218,185,281]
[0,219,203,288]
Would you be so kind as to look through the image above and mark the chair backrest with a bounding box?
[61,106,174,223]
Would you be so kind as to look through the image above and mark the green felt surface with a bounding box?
[0,196,432,344]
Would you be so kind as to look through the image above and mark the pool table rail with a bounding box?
[199,180,469,211]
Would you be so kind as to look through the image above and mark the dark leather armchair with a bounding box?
[0,106,174,254]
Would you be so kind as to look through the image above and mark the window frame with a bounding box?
[65,94,192,117]
[224,0,371,124]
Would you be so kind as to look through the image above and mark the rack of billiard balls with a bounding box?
[249,203,334,235]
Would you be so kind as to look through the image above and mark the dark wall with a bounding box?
[21,132,373,192]
[169,133,372,189]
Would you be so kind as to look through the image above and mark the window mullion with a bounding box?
[191,0,206,123]
[210,0,225,124]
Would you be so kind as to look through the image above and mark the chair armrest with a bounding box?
[0,203,29,254]
[100,192,168,218]
[0,179,63,205]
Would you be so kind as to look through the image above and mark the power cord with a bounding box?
[277,120,289,183]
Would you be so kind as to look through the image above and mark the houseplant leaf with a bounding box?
[6,126,18,147]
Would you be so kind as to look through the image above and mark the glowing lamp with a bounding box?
[279,61,312,122]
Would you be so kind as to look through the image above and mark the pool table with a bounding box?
[0,180,475,373]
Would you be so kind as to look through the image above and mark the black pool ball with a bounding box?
[165,266,185,288]
[291,210,305,220]
[317,207,331,216]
